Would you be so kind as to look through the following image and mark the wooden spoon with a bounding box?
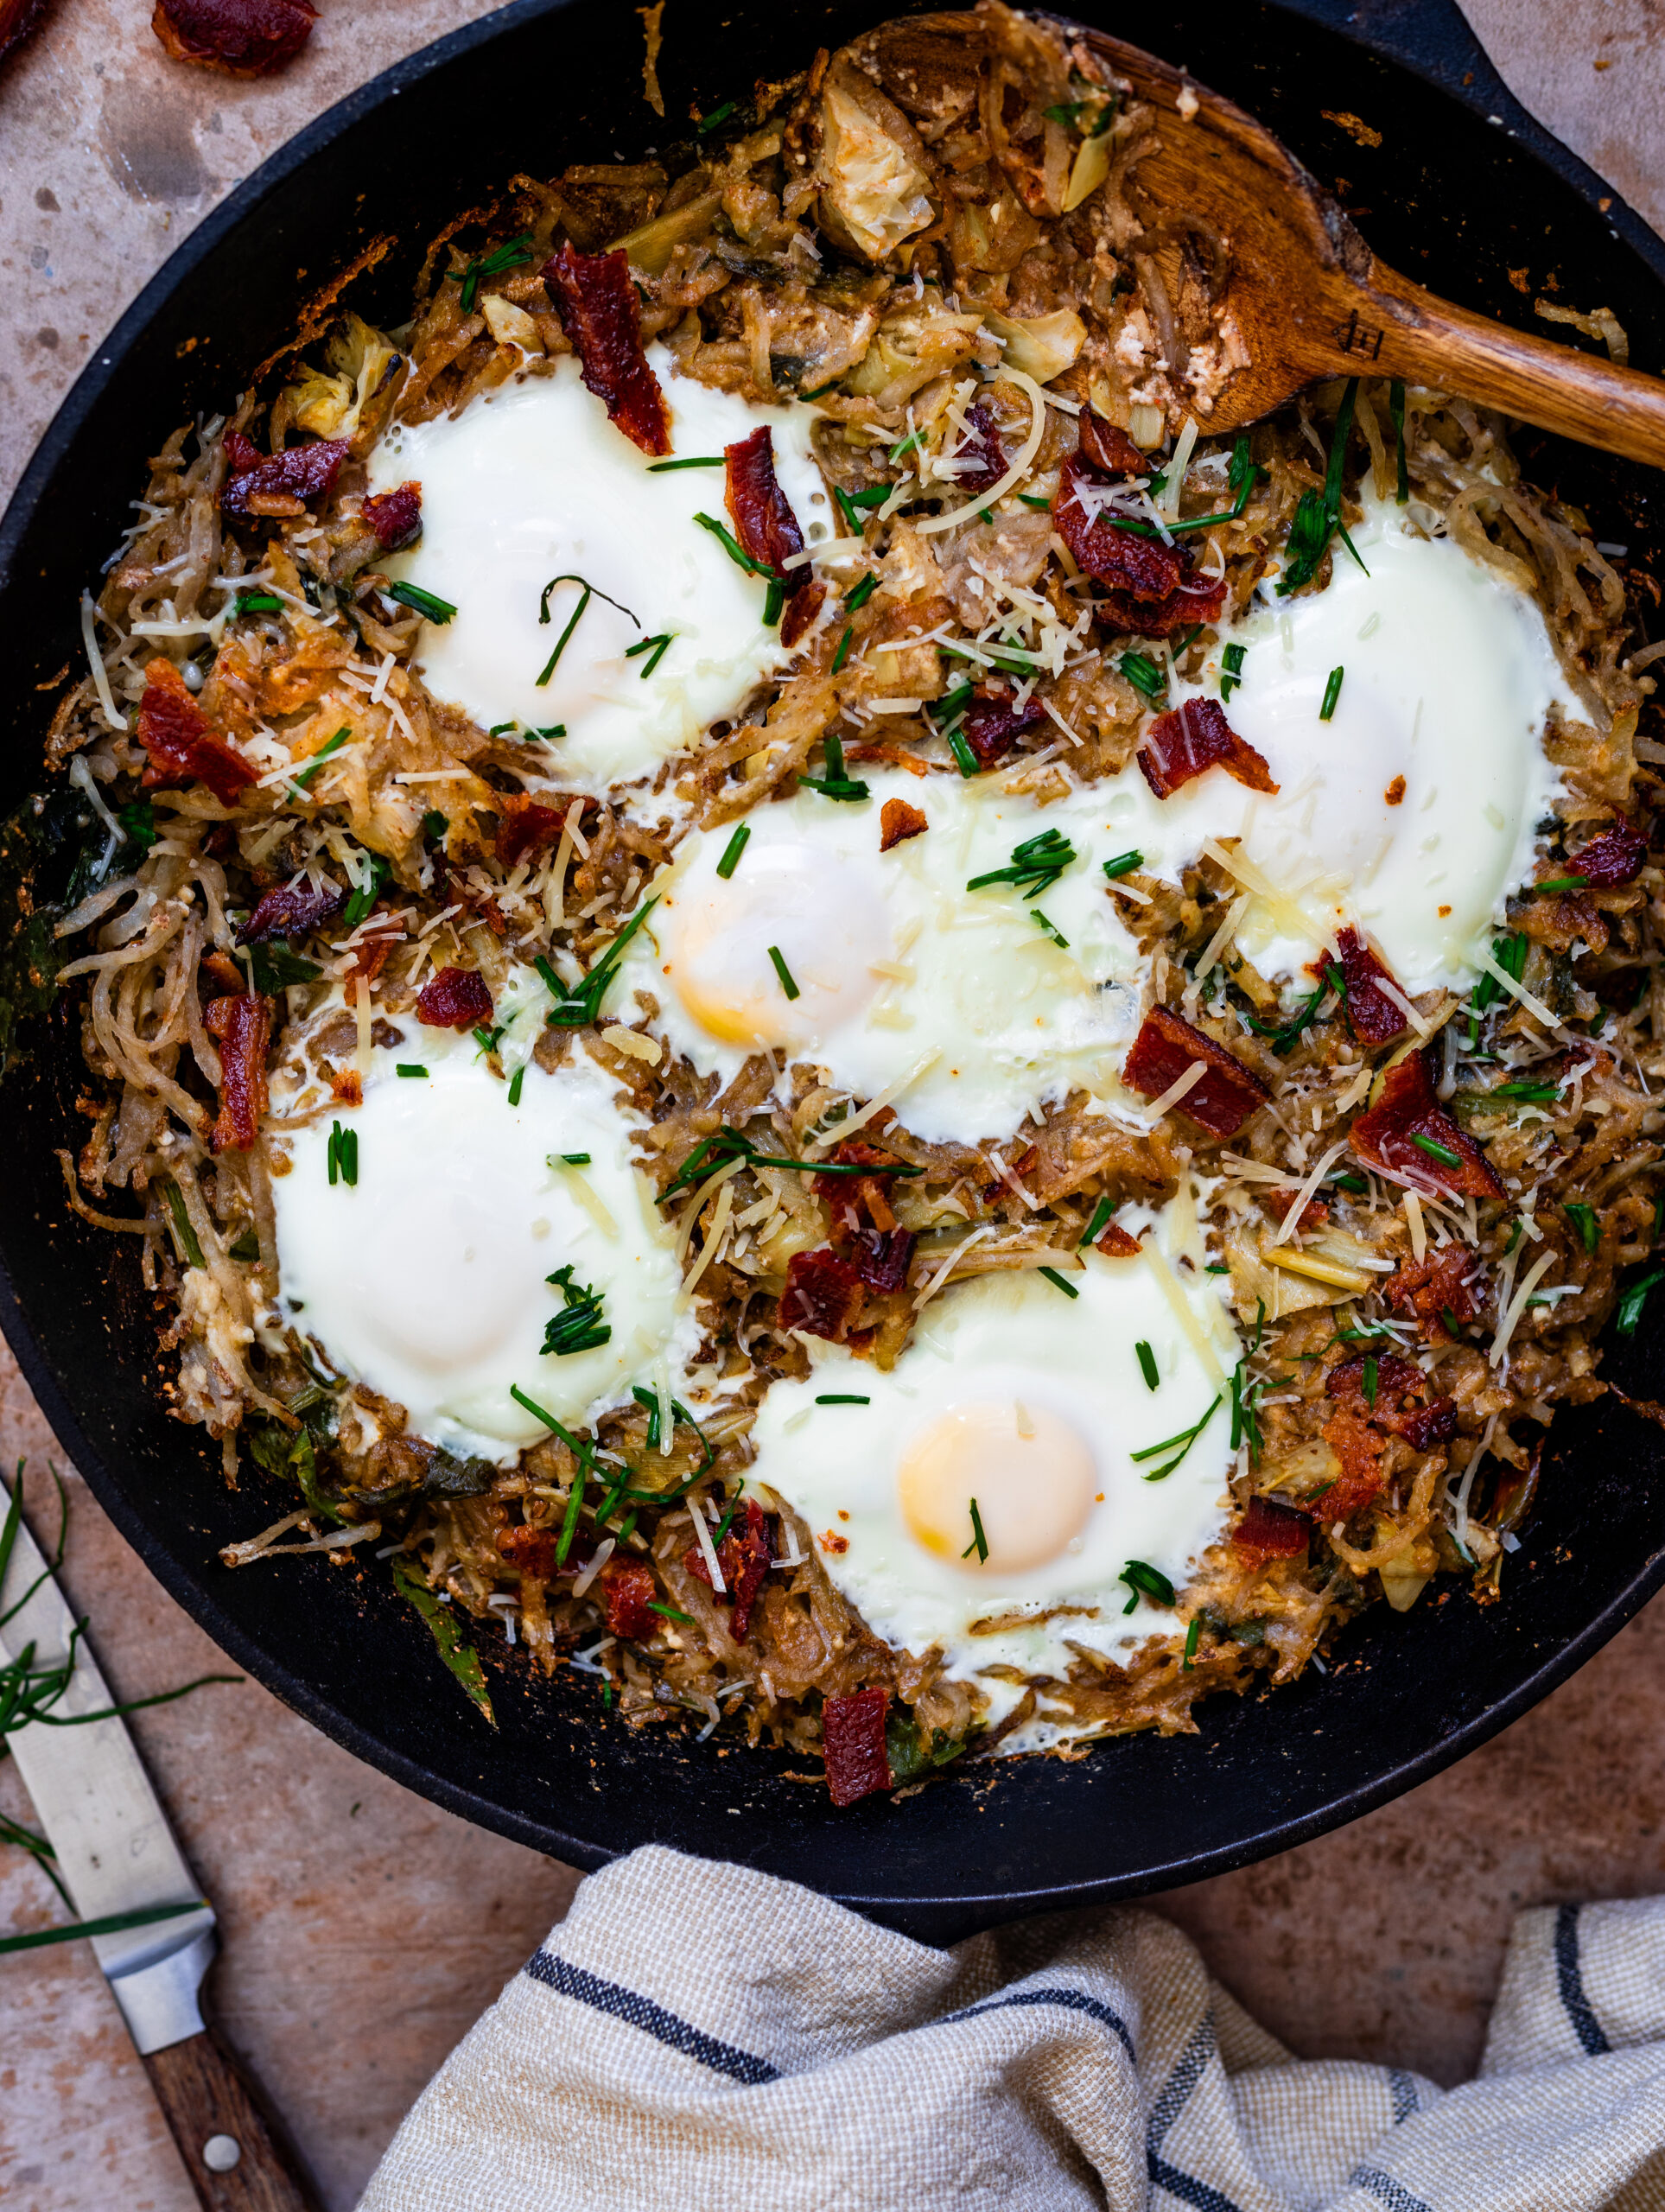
[1077,24,1665,467]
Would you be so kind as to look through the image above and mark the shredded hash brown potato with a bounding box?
[23,1,1665,1800]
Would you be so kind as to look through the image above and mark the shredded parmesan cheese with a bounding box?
[1490,1247,1557,1368]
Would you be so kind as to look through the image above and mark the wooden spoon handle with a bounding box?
[1300,264,1665,469]
[143,2028,324,2212]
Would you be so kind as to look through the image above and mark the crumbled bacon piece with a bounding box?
[1318,1407,1388,1520]
[499,1524,559,1580]
[1569,814,1647,887]
[779,1249,865,1341]
[684,1499,773,1642]
[849,1228,916,1294]
[822,1686,891,1808]
[726,423,808,577]
[137,659,258,805]
[1095,572,1230,639]
[1232,1494,1309,1561]
[1097,1221,1142,1257]
[1332,925,1408,1046]
[541,243,670,457]
[954,401,1007,493]
[495,796,564,870]
[880,798,928,850]
[1389,1243,1484,1343]
[203,994,271,1153]
[1137,698,1278,802]
[1077,411,1147,479]
[220,429,348,520]
[416,967,493,1031]
[1326,1351,1458,1450]
[1350,1052,1505,1200]
[961,686,1050,768]
[1054,453,1189,603]
[237,876,345,944]
[151,0,315,75]
[343,925,402,1007]
[362,482,423,551]
[1123,1006,1270,1140]
[601,1557,658,1641]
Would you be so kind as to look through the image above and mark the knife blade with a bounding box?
[1,1474,322,2211]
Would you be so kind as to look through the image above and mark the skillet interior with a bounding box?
[3,0,1664,1943]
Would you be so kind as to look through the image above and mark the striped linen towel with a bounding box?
[359,1845,1665,2210]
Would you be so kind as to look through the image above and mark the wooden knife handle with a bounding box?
[143,2026,325,2212]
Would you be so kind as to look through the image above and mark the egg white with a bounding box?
[607,765,1151,1147]
[270,995,698,1465]
[1077,492,1579,993]
[747,1193,1239,1751]
[366,347,830,797]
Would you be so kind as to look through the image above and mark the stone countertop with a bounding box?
[3,2,1663,2204]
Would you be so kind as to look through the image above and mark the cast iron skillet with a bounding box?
[2,0,1663,1946]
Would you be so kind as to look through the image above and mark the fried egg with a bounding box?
[367,347,830,797]
[270,991,697,1465]
[607,765,1152,1147]
[1084,493,1579,992]
[747,1194,1239,1751]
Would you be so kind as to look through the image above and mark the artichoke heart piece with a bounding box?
[816,59,937,263]
[848,302,986,409]
[613,187,724,277]
[282,313,401,443]
[982,306,1085,385]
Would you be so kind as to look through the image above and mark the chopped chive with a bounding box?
[341,852,391,931]
[625,631,674,677]
[543,896,660,1030]
[289,725,351,791]
[396,1064,428,1077]
[236,588,284,614]
[1039,1265,1079,1298]
[762,576,785,627]
[1119,1560,1175,1614]
[647,1600,695,1624]
[646,454,725,471]
[1617,1266,1665,1336]
[846,574,877,613]
[1103,849,1143,880]
[1362,1355,1379,1410]
[488,721,518,736]
[933,678,975,723]
[1182,1616,1201,1669]
[326,1120,358,1188]
[1218,641,1247,703]
[947,728,981,778]
[1205,1262,1230,1273]
[801,378,842,400]
[1535,874,1589,894]
[507,1065,525,1107]
[1017,493,1052,509]
[559,1153,592,1166]
[164,1181,205,1270]
[530,725,567,741]
[1319,664,1344,720]
[423,809,449,839]
[385,582,457,625]
[695,99,737,133]
[1133,1395,1221,1482]
[1566,1202,1599,1254]
[1389,378,1410,504]
[1031,909,1069,948]
[658,1125,924,1200]
[1080,1196,1115,1248]
[817,1394,872,1405]
[831,625,855,673]
[543,1262,610,1357]
[1410,1132,1462,1168]
[716,823,751,880]
[1135,1341,1159,1391]
[456,232,534,313]
[767,945,800,1000]
[473,1022,504,1057]
[1118,651,1166,704]
[968,825,1076,900]
[694,512,772,577]
[962,1497,988,1563]
[1330,1171,1369,1192]
[537,574,639,684]
[888,429,926,463]
[1442,1306,1464,1338]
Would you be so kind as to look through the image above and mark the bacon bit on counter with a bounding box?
[1332,925,1408,1046]
[724,425,824,646]
[237,876,345,944]
[962,685,1049,768]
[152,0,315,76]
[204,993,272,1153]
[601,1556,658,1641]
[362,482,423,551]
[1326,1351,1458,1450]
[880,797,928,850]
[220,429,348,520]
[1077,410,1147,478]
[137,659,257,805]
[1317,1406,1388,1519]
[1569,813,1647,887]
[541,243,670,457]
[685,1498,773,1641]
[1350,1052,1505,1201]
[778,1249,865,1341]
[1389,1242,1484,1343]
[1231,1493,1309,1560]
[954,400,1007,493]
[1123,1006,1271,1140]
[495,795,564,869]
[416,966,493,1031]
[823,1685,891,1807]
[1137,698,1278,801]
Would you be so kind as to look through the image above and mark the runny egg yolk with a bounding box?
[660,840,890,1049]
[898,1402,1098,1573]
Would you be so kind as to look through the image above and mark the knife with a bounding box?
[0,1476,324,2212]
